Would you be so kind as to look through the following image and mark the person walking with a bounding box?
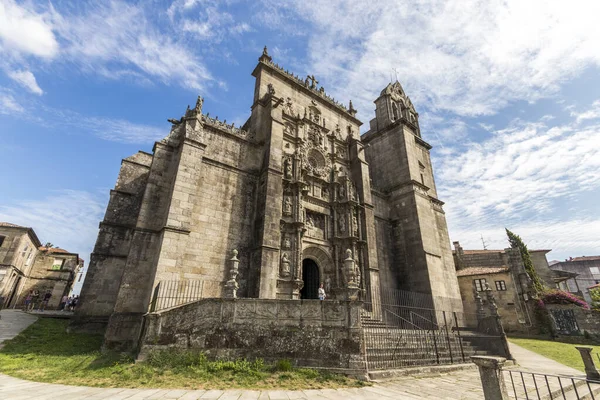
[318,283,326,301]
[40,290,52,311]
[59,294,68,311]
[30,290,40,311]
[23,291,33,311]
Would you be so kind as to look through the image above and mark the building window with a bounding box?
[25,251,33,266]
[0,235,5,247]
[474,278,487,292]
[590,267,600,275]
[51,258,64,270]
[495,280,507,291]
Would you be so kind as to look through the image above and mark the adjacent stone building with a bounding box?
[551,256,600,303]
[0,222,81,309]
[453,242,572,332]
[75,48,463,350]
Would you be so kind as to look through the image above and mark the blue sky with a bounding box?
[1,0,600,290]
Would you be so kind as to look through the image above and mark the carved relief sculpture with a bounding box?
[282,235,291,249]
[352,213,359,236]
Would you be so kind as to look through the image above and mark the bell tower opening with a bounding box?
[300,259,320,299]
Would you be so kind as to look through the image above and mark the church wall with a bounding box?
[154,162,257,298]
[363,127,410,193]
[255,70,361,141]
[76,153,151,319]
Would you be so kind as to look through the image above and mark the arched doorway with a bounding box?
[300,259,320,299]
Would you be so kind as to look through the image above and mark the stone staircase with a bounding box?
[361,312,494,370]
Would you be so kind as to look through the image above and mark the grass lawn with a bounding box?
[509,337,600,372]
[0,318,367,390]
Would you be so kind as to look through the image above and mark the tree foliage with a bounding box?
[506,228,546,296]
[590,287,600,310]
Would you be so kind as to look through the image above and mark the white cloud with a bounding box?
[50,1,213,91]
[260,0,600,121]
[0,190,107,261]
[451,218,600,262]
[7,69,43,95]
[436,113,600,259]
[571,100,600,124]
[0,0,58,58]
[38,105,167,144]
[0,89,23,114]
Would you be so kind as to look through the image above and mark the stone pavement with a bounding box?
[0,309,37,348]
[0,310,586,399]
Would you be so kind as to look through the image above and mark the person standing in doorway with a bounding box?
[318,283,326,301]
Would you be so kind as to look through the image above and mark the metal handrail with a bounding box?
[382,307,424,330]
[409,310,439,329]
[507,369,600,399]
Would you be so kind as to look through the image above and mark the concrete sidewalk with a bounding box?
[0,310,587,399]
[0,310,37,348]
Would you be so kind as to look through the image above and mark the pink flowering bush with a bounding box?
[541,290,590,309]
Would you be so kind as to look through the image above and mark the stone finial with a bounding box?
[344,249,359,289]
[194,96,203,114]
[474,286,486,321]
[259,45,272,62]
[348,100,357,116]
[484,282,499,316]
[224,249,240,298]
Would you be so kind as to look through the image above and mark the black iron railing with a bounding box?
[150,280,204,312]
[506,370,600,399]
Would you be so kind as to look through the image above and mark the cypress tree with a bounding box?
[506,228,545,295]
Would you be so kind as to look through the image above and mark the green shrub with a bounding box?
[274,359,293,372]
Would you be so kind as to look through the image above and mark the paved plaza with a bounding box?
[0,310,586,399]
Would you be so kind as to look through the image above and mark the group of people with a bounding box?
[23,290,52,311]
[59,294,80,311]
[22,290,79,312]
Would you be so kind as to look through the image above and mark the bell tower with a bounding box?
[362,81,462,311]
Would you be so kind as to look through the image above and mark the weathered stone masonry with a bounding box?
[74,48,463,353]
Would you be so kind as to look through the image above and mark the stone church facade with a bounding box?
[76,48,462,349]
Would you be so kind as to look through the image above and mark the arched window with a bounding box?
[392,102,399,121]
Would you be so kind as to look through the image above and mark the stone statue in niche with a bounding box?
[353,214,359,236]
[338,214,346,233]
[339,184,346,200]
[283,196,292,215]
[350,182,357,201]
[322,186,329,199]
[283,158,292,179]
[282,235,291,249]
[280,252,291,278]
[283,97,294,115]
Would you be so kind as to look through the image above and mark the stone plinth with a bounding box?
[575,346,600,380]
[471,356,508,400]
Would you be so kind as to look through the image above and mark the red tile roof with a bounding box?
[456,266,510,277]
[39,247,71,254]
[572,256,600,262]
